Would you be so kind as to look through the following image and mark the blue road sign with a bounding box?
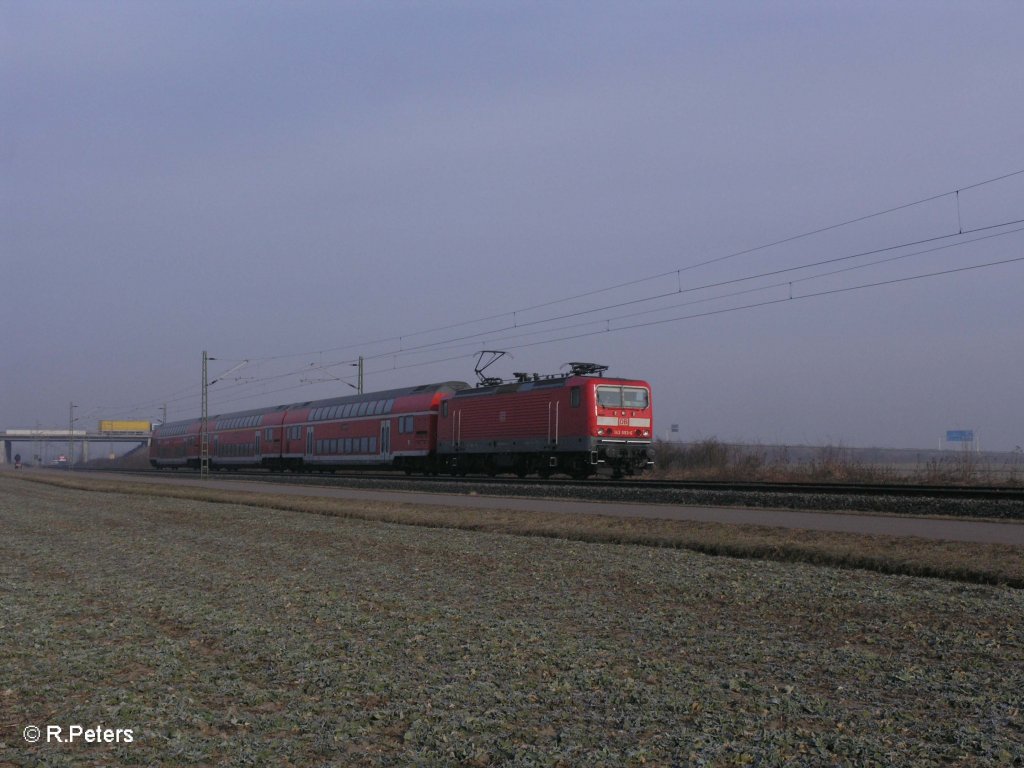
[946,430,975,442]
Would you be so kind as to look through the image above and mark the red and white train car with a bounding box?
[148,418,202,468]
[149,382,468,471]
[277,382,467,472]
[436,365,653,478]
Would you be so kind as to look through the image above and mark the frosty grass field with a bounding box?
[1,474,1022,766]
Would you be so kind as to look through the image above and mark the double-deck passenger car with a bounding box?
[150,382,468,471]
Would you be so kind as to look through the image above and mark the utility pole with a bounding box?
[199,352,247,479]
[68,402,76,469]
[201,351,210,479]
[353,356,364,394]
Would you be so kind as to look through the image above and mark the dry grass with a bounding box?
[2,475,1022,766]
[12,471,1024,588]
[652,438,1024,486]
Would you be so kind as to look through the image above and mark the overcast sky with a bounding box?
[2,1,1022,452]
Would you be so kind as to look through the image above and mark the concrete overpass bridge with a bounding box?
[0,429,151,466]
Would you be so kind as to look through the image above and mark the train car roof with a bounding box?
[282,381,470,412]
[154,381,471,432]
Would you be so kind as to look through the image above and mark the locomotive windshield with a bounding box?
[596,386,649,409]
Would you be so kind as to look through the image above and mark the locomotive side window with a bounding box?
[570,387,581,408]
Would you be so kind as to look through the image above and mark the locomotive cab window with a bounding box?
[570,387,581,408]
[597,387,621,408]
[622,387,649,409]
[597,386,649,409]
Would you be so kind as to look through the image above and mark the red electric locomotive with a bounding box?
[436,363,654,478]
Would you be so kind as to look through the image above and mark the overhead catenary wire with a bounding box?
[190,246,1024,413]
[452,254,1024,356]
[205,167,1024,366]
[145,224,1024,417]
[300,219,1024,374]
[335,225,1024,366]
[122,168,1023,418]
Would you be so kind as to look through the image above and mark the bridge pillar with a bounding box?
[1,440,9,465]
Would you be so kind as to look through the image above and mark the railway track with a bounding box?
[77,467,1024,509]
[636,478,1024,503]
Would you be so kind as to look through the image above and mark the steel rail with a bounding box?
[73,467,1024,504]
